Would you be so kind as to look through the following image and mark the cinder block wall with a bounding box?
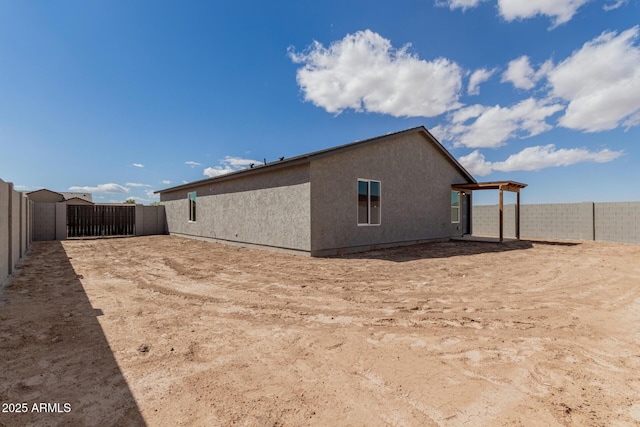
[0,179,9,283]
[520,203,593,240]
[32,203,166,240]
[1,178,32,284]
[33,203,57,241]
[11,190,20,269]
[473,201,640,244]
[21,196,29,257]
[471,204,516,237]
[594,202,640,243]
[137,205,167,236]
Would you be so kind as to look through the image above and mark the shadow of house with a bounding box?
[333,239,540,263]
[0,241,145,426]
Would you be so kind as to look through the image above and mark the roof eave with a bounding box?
[156,126,476,193]
[155,156,311,194]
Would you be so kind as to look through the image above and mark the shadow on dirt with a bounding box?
[334,238,579,263]
[0,241,146,426]
[525,239,581,246]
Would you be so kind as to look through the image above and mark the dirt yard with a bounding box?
[1,236,640,426]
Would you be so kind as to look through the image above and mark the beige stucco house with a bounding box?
[157,126,479,256]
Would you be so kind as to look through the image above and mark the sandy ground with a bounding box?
[1,235,640,426]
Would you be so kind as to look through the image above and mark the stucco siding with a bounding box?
[309,132,471,254]
[161,165,311,252]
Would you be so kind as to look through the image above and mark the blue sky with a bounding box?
[0,0,638,205]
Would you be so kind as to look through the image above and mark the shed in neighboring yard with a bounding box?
[27,189,93,204]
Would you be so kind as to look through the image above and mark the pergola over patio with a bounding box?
[452,181,528,242]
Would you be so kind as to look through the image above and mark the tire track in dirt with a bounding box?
[3,236,640,426]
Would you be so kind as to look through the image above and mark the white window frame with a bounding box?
[357,179,381,226]
[451,191,460,224]
[188,191,197,222]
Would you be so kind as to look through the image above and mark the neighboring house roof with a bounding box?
[156,126,476,194]
[63,197,95,205]
[26,189,93,203]
[26,189,66,202]
[59,192,93,202]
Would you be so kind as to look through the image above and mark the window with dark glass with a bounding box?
[358,179,381,225]
[188,191,197,222]
[370,181,380,225]
[358,180,369,224]
[451,191,460,223]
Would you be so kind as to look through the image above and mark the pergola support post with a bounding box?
[451,181,527,243]
[516,190,521,239]
[499,188,504,242]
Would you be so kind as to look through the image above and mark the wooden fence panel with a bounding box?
[67,205,135,238]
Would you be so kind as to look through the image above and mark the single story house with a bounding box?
[157,126,513,256]
[27,189,94,204]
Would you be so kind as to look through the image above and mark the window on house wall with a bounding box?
[188,191,197,222]
[358,179,381,225]
[451,191,460,223]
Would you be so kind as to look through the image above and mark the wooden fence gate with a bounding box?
[67,205,136,238]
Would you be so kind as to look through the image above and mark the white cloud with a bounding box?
[450,104,489,123]
[497,0,590,28]
[69,183,129,194]
[501,56,552,90]
[457,149,495,176]
[435,0,488,11]
[162,180,172,185]
[468,68,495,95]
[438,0,626,25]
[203,156,259,178]
[203,166,236,177]
[132,163,144,168]
[623,111,640,129]
[432,98,564,148]
[221,156,256,167]
[289,30,463,118]
[125,182,152,188]
[459,145,623,176]
[501,56,535,90]
[603,0,627,11]
[547,26,640,132]
[144,189,159,199]
[185,161,201,168]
